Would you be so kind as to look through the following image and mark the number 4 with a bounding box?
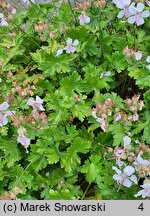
[138,203,144,211]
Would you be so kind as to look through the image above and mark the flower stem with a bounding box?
[81,184,91,200]
[67,0,78,23]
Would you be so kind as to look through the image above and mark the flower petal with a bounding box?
[137,3,144,12]
[134,190,143,197]
[123,178,132,187]
[130,175,138,184]
[36,96,43,104]
[55,49,63,57]
[142,10,150,18]
[136,17,144,26]
[27,98,34,107]
[146,64,150,70]
[112,166,122,175]
[128,16,136,24]
[124,165,135,176]
[134,52,142,60]
[0,102,9,111]
[73,39,79,46]
[113,174,122,181]
[66,38,72,45]
[137,153,150,166]
[117,10,125,19]
[146,56,150,63]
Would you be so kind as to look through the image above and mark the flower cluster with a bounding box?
[112,138,150,198]
[114,95,144,125]
[125,95,144,122]
[123,46,144,61]
[34,22,48,32]
[75,0,92,12]
[12,82,35,97]
[92,98,115,132]
[113,0,150,26]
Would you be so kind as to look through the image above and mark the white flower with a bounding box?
[27,96,45,113]
[97,117,107,132]
[134,184,150,198]
[63,38,79,54]
[123,135,131,150]
[112,165,137,187]
[128,3,150,26]
[17,127,30,150]
[134,51,143,61]
[136,153,150,166]
[0,13,8,26]
[146,56,150,70]
[78,13,90,25]
[116,0,132,19]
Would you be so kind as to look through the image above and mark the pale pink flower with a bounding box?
[113,165,137,187]
[146,56,150,70]
[27,96,45,111]
[116,0,132,19]
[17,127,30,150]
[97,117,107,132]
[128,3,150,26]
[63,38,79,54]
[0,102,14,126]
[78,13,90,25]
[134,184,150,198]
[132,112,139,121]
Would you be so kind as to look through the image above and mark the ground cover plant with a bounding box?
[0,0,150,200]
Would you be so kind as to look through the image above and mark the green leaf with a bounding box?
[60,138,91,173]
[81,155,101,183]
[0,138,21,167]
[143,122,150,144]
[109,124,125,146]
